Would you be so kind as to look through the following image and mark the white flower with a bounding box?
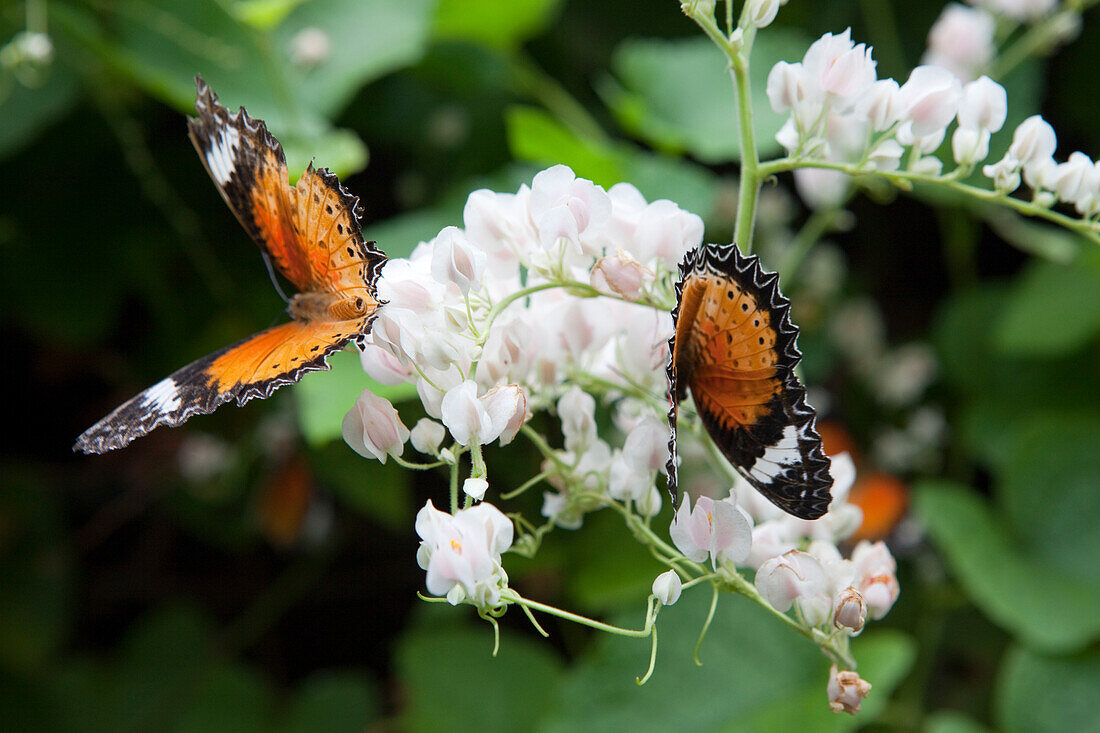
[851,540,900,620]
[341,389,409,463]
[802,30,877,112]
[463,477,489,501]
[440,381,493,446]
[952,126,991,166]
[1049,151,1095,204]
[1009,115,1057,169]
[957,76,1007,132]
[669,494,753,569]
[972,0,1057,21]
[744,0,787,28]
[745,520,798,569]
[899,65,962,138]
[766,61,809,115]
[558,386,597,453]
[289,27,331,68]
[794,167,851,210]
[828,665,872,715]
[528,164,611,259]
[755,550,828,617]
[415,500,513,607]
[410,418,446,455]
[652,570,683,605]
[923,4,995,82]
[359,342,414,385]
[621,415,669,475]
[481,384,529,446]
[868,139,904,171]
[860,79,903,131]
[430,226,486,295]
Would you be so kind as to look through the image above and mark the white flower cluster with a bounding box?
[342,164,705,606]
[766,26,1099,222]
[664,453,899,627]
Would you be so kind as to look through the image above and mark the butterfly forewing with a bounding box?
[666,242,833,520]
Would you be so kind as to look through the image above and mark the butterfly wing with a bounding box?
[187,76,386,297]
[666,243,832,520]
[74,319,358,454]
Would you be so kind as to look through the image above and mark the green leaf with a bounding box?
[914,481,1100,653]
[565,511,664,612]
[396,623,564,733]
[997,412,1100,586]
[173,664,272,733]
[505,106,717,218]
[996,646,1100,733]
[433,0,564,50]
[278,671,380,733]
[542,589,913,731]
[0,67,80,160]
[294,348,417,447]
[309,440,413,529]
[924,711,993,733]
[603,31,812,163]
[506,105,624,187]
[994,252,1100,356]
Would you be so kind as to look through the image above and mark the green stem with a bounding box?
[987,4,1095,80]
[757,157,1100,245]
[449,460,460,515]
[731,42,761,252]
[505,590,654,637]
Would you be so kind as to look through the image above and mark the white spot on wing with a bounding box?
[205,126,241,184]
[142,377,182,415]
[750,424,801,480]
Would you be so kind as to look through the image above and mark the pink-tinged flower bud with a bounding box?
[669,494,753,569]
[359,342,415,385]
[899,65,962,138]
[746,521,797,570]
[755,550,827,613]
[957,76,1007,132]
[801,30,877,110]
[851,540,900,619]
[860,572,900,620]
[652,570,682,606]
[341,389,410,463]
[482,384,529,446]
[833,586,867,632]
[827,665,872,715]
[430,226,487,295]
[1009,115,1057,168]
[590,248,651,301]
[410,418,446,455]
[861,79,903,131]
[463,477,488,501]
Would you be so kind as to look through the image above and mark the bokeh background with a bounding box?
[3,0,1099,730]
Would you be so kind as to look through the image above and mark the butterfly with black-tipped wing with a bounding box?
[666,242,833,520]
[74,77,386,454]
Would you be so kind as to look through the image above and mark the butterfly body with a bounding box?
[74,77,386,455]
[666,242,832,520]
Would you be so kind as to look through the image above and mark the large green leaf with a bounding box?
[0,66,79,160]
[541,589,913,732]
[602,31,812,163]
[914,481,1100,653]
[994,251,1100,356]
[505,106,718,219]
[396,616,564,733]
[433,0,564,50]
[996,646,1100,733]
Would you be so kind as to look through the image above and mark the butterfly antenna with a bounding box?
[260,251,292,305]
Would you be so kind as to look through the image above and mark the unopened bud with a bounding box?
[590,248,650,301]
[833,587,867,633]
[652,570,682,606]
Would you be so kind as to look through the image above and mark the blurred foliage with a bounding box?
[2,0,1099,731]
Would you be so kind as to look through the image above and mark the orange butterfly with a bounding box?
[74,77,386,454]
[666,242,832,519]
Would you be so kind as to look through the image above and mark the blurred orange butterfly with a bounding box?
[666,242,833,519]
[75,77,386,454]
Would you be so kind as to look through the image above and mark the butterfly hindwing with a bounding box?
[667,242,832,520]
